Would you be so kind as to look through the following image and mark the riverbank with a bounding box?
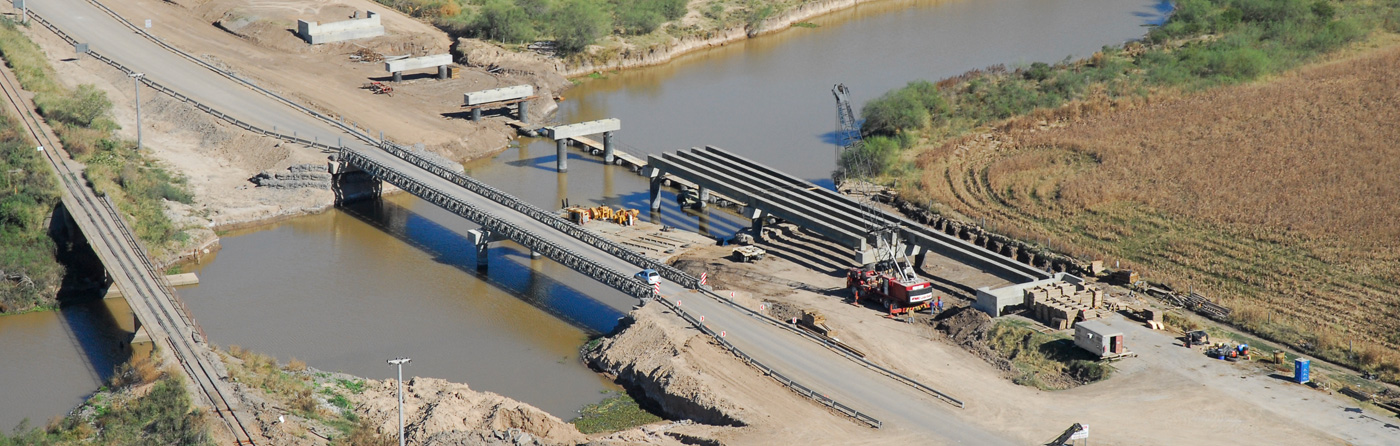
[559,0,882,76]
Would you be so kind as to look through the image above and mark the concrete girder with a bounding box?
[647,154,867,250]
[699,145,1050,282]
[668,150,878,242]
[674,149,880,230]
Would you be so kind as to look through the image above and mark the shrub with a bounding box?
[475,0,538,43]
[838,135,899,178]
[615,2,664,35]
[1067,359,1113,382]
[861,91,928,137]
[553,0,611,53]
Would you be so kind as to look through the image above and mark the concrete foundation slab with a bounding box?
[298,11,384,45]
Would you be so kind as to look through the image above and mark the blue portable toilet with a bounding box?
[1294,358,1310,384]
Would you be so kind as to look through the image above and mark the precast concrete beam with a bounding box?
[675,150,876,228]
[700,145,1049,281]
[545,119,620,141]
[385,54,453,73]
[464,85,534,106]
[662,151,872,240]
[657,153,872,242]
[647,154,866,249]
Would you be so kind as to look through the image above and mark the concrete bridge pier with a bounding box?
[745,206,766,233]
[517,101,529,124]
[646,177,664,211]
[392,71,402,82]
[471,107,482,122]
[467,229,490,271]
[695,187,710,210]
[556,139,568,172]
[907,243,928,273]
[603,131,615,163]
[438,65,448,80]
[329,155,382,204]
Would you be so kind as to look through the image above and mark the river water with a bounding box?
[0,0,1167,427]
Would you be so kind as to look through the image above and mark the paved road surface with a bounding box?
[30,0,1012,442]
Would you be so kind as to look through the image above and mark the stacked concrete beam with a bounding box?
[298,11,384,45]
[694,146,1049,281]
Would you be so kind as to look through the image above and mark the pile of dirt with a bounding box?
[930,307,1012,372]
[762,299,802,323]
[179,0,450,56]
[353,376,587,446]
[582,305,747,427]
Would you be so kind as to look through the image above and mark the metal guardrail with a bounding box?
[648,295,883,428]
[26,12,342,153]
[74,0,378,143]
[698,289,967,409]
[372,140,705,289]
[339,149,658,301]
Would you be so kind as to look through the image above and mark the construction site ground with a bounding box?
[99,0,568,160]
[574,215,1400,445]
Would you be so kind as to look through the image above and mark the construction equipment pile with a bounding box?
[564,205,638,226]
[349,48,385,63]
[1023,282,1107,329]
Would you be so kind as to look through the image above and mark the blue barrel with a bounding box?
[1294,358,1310,383]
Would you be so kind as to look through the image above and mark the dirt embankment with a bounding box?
[353,377,588,446]
[562,0,881,76]
[582,305,747,427]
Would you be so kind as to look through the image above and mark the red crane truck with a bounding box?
[846,266,935,316]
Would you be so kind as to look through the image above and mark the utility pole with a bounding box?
[128,72,143,150]
[387,357,412,446]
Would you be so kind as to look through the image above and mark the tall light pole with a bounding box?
[128,72,143,150]
[387,357,411,446]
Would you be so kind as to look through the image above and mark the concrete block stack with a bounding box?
[1023,282,1107,329]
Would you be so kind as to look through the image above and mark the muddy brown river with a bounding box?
[0,0,1166,428]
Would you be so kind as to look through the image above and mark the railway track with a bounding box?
[0,56,257,444]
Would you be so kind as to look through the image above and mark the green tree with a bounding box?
[553,0,611,53]
[861,90,929,137]
[476,0,538,44]
[615,0,665,35]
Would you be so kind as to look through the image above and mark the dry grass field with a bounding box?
[900,43,1400,379]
